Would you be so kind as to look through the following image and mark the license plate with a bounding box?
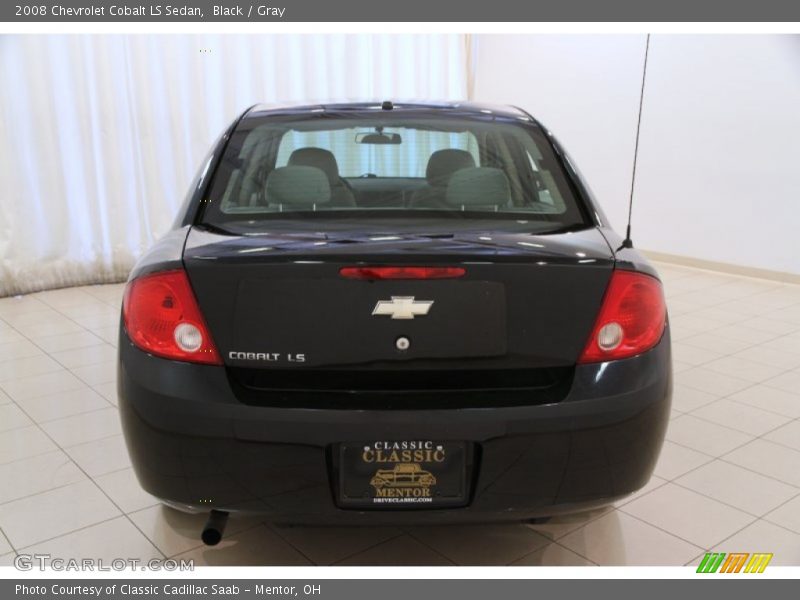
[338,441,467,508]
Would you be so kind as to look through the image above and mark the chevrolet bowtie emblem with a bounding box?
[372,296,434,320]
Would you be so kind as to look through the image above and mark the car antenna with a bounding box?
[620,33,650,251]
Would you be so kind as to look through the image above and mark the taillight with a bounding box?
[122,270,222,365]
[578,270,667,364]
[340,266,465,280]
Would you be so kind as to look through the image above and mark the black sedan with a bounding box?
[118,101,671,545]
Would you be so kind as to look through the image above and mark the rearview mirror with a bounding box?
[355,131,402,145]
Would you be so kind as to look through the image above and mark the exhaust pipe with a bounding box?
[201,510,229,546]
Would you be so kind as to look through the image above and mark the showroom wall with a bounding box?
[0,34,469,296]
[472,34,800,278]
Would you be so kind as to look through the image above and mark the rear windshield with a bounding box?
[199,111,589,232]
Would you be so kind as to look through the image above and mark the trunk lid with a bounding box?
[182,226,614,371]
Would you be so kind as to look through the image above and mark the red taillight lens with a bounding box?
[578,270,667,364]
[122,270,222,365]
[339,266,465,280]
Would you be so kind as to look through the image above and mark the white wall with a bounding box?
[634,36,800,275]
[472,35,648,232]
[472,34,800,276]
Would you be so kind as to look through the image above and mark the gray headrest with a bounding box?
[288,147,340,185]
[265,166,331,207]
[426,149,476,186]
[445,167,511,207]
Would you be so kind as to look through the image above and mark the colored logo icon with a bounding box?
[696,552,773,573]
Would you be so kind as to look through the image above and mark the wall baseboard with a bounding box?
[642,250,800,285]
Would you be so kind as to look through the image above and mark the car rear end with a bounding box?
[117,102,671,525]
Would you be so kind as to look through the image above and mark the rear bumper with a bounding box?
[117,329,672,524]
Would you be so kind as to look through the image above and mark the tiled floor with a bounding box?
[1,261,799,566]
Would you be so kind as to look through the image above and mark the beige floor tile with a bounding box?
[772,305,800,326]
[621,483,755,548]
[710,520,800,566]
[0,327,26,345]
[0,532,11,555]
[671,385,720,412]
[0,404,34,432]
[32,288,99,310]
[672,360,693,373]
[0,552,14,566]
[20,516,163,561]
[703,356,786,384]
[689,399,791,437]
[127,505,262,558]
[92,326,119,346]
[92,381,118,405]
[271,525,402,565]
[510,542,594,566]
[766,370,800,395]
[675,367,753,397]
[727,385,800,419]
[680,332,753,355]
[16,320,86,340]
[0,295,49,316]
[57,301,119,321]
[763,495,800,535]
[692,307,753,325]
[0,370,86,403]
[0,339,44,362]
[0,450,86,505]
[83,283,125,303]
[652,441,713,480]
[176,524,311,566]
[762,420,800,452]
[666,415,752,457]
[70,361,115,386]
[731,345,800,371]
[50,344,116,370]
[94,467,159,514]
[723,439,800,487]
[74,314,119,331]
[740,316,800,336]
[675,460,799,516]
[0,480,120,548]
[671,343,723,366]
[0,425,58,465]
[405,523,549,565]
[15,386,111,424]
[65,434,131,477]
[0,389,11,405]
[31,331,105,354]
[335,534,453,565]
[559,511,702,566]
[714,325,782,346]
[759,335,800,356]
[41,407,121,448]
[2,309,64,329]
[0,356,64,384]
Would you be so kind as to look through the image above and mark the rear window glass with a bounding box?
[200,111,588,231]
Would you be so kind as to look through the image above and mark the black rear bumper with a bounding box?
[117,330,671,524]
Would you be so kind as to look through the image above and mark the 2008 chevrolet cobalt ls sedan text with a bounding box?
[118,101,671,545]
